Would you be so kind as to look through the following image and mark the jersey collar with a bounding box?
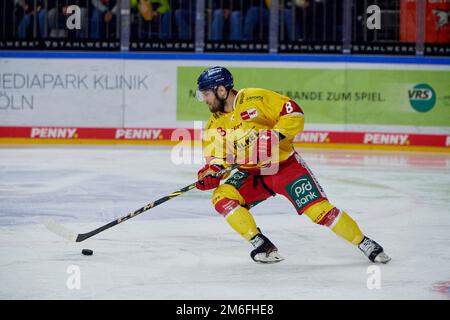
[232,89,243,111]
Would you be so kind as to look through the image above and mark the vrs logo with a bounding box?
[408,83,436,113]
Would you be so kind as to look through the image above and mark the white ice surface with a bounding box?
[0,146,449,300]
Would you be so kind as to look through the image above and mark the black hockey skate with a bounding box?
[250,231,284,264]
[358,236,391,264]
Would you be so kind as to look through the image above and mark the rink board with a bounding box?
[0,126,449,152]
[1,54,449,152]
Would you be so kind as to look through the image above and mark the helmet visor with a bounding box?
[196,89,208,102]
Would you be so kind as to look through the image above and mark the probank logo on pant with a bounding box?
[286,175,320,210]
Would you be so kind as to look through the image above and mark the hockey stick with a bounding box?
[45,164,239,242]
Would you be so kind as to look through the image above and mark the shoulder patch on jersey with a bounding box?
[240,108,258,121]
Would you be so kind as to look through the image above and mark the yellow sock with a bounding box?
[225,207,259,241]
[331,211,364,245]
[304,200,364,246]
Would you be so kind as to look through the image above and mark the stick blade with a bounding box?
[44,219,78,242]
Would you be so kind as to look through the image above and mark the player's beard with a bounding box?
[208,98,226,113]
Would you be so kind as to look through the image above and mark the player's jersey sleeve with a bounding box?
[202,114,228,166]
[248,88,305,141]
[272,97,305,141]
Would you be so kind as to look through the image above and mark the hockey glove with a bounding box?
[196,164,223,190]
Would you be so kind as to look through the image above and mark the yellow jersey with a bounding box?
[202,88,304,171]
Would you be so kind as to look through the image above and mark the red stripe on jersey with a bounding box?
[280,100,304,116]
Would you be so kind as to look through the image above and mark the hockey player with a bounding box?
[194,66,391,264]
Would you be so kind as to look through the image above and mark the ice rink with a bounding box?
[0,146,449,300]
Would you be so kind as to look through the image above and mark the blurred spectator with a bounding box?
[286,0,342,42]
[4,0,343,44]
[243,0,269,41]
[288,0,313,41]
[240,0,341,43]
[47,0,88,38]
[173,0,195,40]
[243,0,302,41]
[211,0,245,41]
[283,0,303,41]
[14,0,89,39]
[15,0,47,38]
[131,0,171,40]
[2,1,15,38]
[90,0,119,39]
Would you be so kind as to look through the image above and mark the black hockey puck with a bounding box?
[81,249,93,256]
